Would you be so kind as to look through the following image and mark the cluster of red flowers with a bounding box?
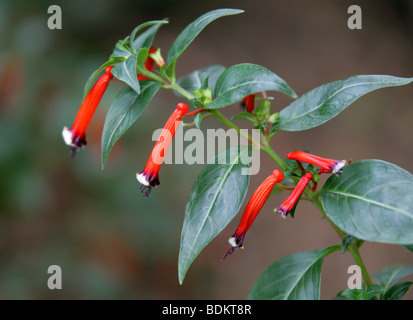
[63,55,348,259]
[224,150,348,258]
[62,47,195,198]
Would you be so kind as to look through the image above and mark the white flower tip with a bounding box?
[136,172,150,186]
[228,237,237,248]
[62,127,74,146]
[332,160,346,174]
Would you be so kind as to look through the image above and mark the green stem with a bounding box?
[349,245,373,287]
[169,82,195,100]
[310,195,373,287]
[136,67,168,85]
[209,110,262,148]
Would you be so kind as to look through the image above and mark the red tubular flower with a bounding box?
[62,66,114,155]
[240,94,256,113]
[137,46,165,80]
[287,151,347,175]
[136,103,189,197]
[275,172,313,218]
[223,169,284,259]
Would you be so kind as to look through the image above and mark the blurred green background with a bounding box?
[0,0,413,299]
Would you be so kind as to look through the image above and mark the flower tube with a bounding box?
[136,103,189,197]
[287,151,347,175]
[275,172,313,218]
[62,66,114,156]
[223,169,284,259]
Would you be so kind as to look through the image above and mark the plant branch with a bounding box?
[209,110,262,148]
[167,80,374,289]
[309,195,373,287]
[348,245,373,287]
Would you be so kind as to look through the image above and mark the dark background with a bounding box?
[0,0,412,299]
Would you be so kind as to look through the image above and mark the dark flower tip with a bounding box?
[136,171,160,197]
[275,206,289,219]
[62,127,86,157]
[222,233,245,260]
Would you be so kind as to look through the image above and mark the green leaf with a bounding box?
[167,8,244,65]
[341,235,356,254]
[366,284,388,299]
[129,20,168,52]
[193,110,209,129]
[382,282,413,300]
[275,75,413,131]
[101,81,161,168]
[111,53,140,94]
[133,22,164,51]
[321,160,413,245]
[178,146,251,284]
[336,288,365,300]
[164,60,176,83]
[337,284,387,300]
[231,111,257,123]
[136,47,149,67]
[205,63,297,109]
[110,37,132,60]
[248,245,340,300]
[177,65,226,96]
[341,235,364,254]
[374,264,413,288]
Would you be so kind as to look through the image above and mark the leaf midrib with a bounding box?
[254,246,339,300]
[183,150,244,263]
[324,189,413,220]
[281,78,413,127]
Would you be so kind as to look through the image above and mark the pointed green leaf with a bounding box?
[366,284,388,299]
[129,20,168,52]
[382,281,413,300]
[275,75,413,131]
[167,8,244,65]
[337,284,387,300]
[136,47,149,67]
[178,146,251,284]
[248,246,340,300]
[336,288,366,300]
[101,81,161,167]
[341,235,356,254]
[177,64,226,96]
[321,160,413,245]
[193,110,208,129]
[111,53,140,94]
[231,111,257,124]
[205,63,297,109]
[110,36,132,60]
[374,264,413,288]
